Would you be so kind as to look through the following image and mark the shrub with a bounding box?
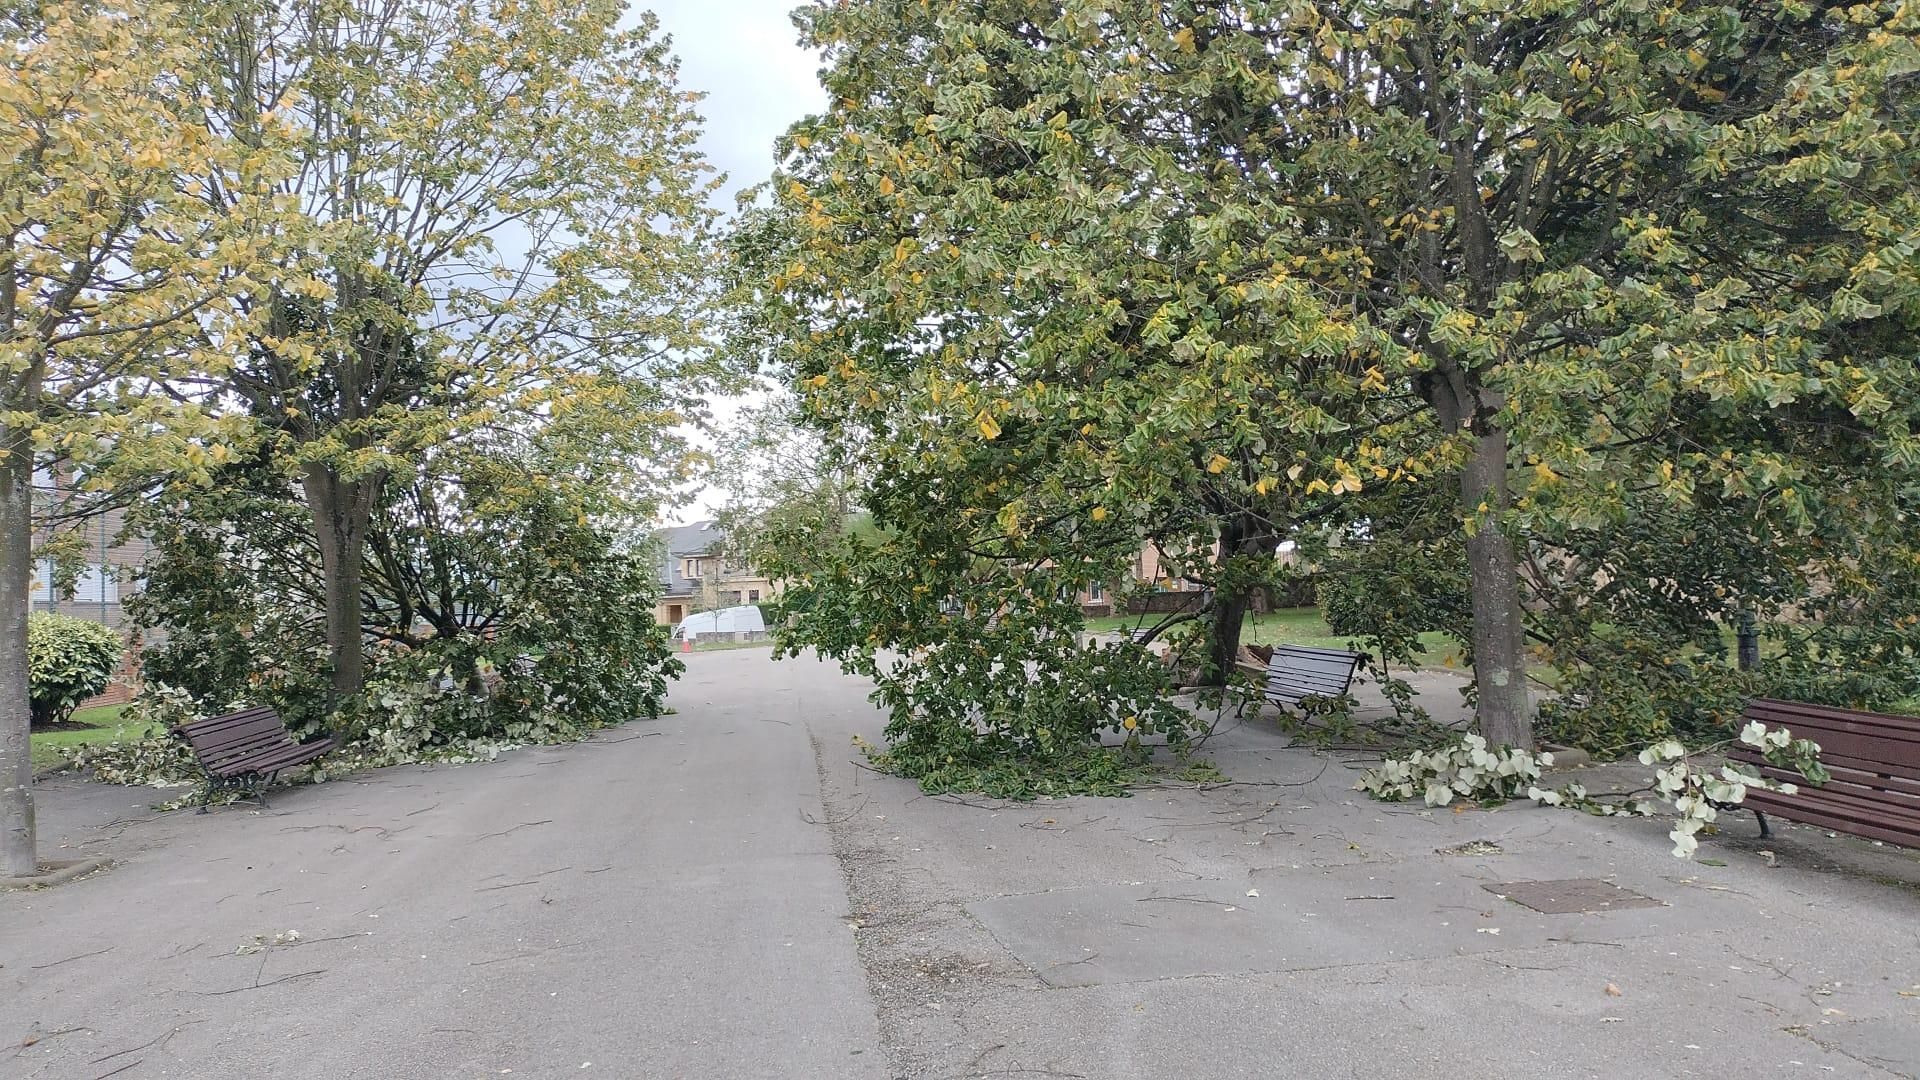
[26,613,122,726]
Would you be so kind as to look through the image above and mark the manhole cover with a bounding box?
[1484,879,1664,914]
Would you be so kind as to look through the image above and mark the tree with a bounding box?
[746,1,1432,744]
[130,425,684,750]
[765,1,1920,756]
[710,390,862,563]
[182,0,723,708]
[0,1,284,876]
[1255,0,1920,745]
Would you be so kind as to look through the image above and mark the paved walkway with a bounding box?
[5,650,1918,1078]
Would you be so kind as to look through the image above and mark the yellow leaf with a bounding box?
[1091,506,1108,521]
[1122,716,1138,730]
[1207,454,1229,474]
[976,413,1001,440]
[1254,476,1277,496]
[878,175,895,196]
[1174,27,1195,52]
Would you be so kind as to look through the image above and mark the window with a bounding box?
[748,589,760,603]
[73,564,119,603]
[1087,581,1104,602]
[27,561,119,605]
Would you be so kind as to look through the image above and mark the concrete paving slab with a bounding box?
[969,854,1754,988]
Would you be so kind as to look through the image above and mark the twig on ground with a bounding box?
[1197,761,1332,791]
[86,1020,204,1064]
[195,969,326,996]
[468,940,589,967]
[12,1026,84,1055]
[473,819,552,842]
[31,946,113,970]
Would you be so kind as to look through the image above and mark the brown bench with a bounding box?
[176,706,336,813]
[1727,698,1920,847]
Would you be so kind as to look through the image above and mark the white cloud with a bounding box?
[647,1,826,209]
[644,2,828,523]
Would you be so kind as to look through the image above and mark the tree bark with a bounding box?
[1,414,37,876]
[1199,513,1273,689]
[302,464,380,711]
[1430,374,1533,749]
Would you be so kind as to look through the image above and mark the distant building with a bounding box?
[29,469,151,706]
[653,520,779,626]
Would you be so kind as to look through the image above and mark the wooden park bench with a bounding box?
[1727,698,1920,848]
[1261,644,1363,711]
[176,706,337,813]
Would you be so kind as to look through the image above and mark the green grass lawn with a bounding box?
[28,703,153,771]
[1087,607,1465,669]
[687,637,776,652]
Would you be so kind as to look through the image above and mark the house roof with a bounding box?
[657,519,725,595]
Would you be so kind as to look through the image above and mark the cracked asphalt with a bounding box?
[5,649,1918,1078]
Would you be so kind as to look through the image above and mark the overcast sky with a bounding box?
[650,1,825,210]
[644,2,824,523]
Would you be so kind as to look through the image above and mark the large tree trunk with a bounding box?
[1200,513,1273,689]
[302,464,380,712]
[0,415,37,877]
[1431,374,1533,749]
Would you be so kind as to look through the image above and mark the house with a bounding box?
[29,469,152,706]
[653,520,779,626]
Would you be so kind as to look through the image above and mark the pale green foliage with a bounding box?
[1617,723,1826,858]
[760,0,1920,763]
[1355,734,1551,807]
[25,614,121,726]
[1362,722,1827,858]
[62,686,200,787]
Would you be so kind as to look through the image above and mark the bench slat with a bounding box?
[1742,788,1920,847]
[1263,646,1361,707]
[1744,700,1920,771]
[1730,749,1920,802]
[1731,699,1920,848]
[175,707,332,780]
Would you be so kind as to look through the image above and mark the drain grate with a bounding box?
[1484,878,1664,914]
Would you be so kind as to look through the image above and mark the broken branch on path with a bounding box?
[30,946,114,970]
[85,1020,205,1065]
[473,819,553,842]
[195,969,327,996]
[1135,895,1238,909]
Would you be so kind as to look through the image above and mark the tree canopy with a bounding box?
[0,0,292,876]
[745,0,1920,785]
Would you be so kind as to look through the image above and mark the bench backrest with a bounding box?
[1730,698,1920,797]
[176,706,300,775]
[1263,644,1361,707]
